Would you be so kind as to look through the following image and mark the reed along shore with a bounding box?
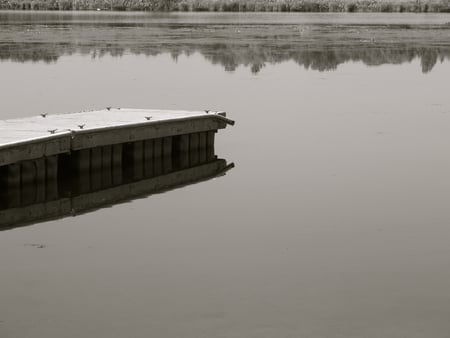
[1,0,449,12]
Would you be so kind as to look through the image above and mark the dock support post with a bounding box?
[190,133,199,151]
[46,156,58,181]
[112,144,123,167]
[101,145,112,188]
[190,133,200,166]
[21,180,36,206]
[176,134,189,153]
[102,146,112,169]
[153,156,162,176]
[34,159,46,202]
[21,161,36,185]
[0,168,5,209]
[112,144,123,185]
[163,137,173,173]
[21,161,37,205]
[35,180,46,203]
[90,147,102,171]
[77,149,91,173]
[206,131,216,161]
[35,158,46,183]
[124,141,143,181]
[46,156,58,200]
[46,177,58,201]
[7,186,20,208]
[144,139,154,177]
[163,156,173,173]
[163,137,172,157]
[153,138,163,176]
[173,134,189,169]
[154,138,162,158]
[5,164,21,207]
[75,150,91,193]
[132,141,144,180]
[7,164,21,187]
[199,132,207,163]
[90,147,102,191]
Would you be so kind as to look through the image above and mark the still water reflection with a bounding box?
[0,144,232,230]
[1,11,450,338]
[0,11,449,72]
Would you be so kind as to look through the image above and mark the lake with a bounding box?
[0,11,450,338]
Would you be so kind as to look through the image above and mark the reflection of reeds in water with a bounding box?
[0,134,233,230]
[0,22,448,73]
[1,42,448,73]
[0,0,448,11]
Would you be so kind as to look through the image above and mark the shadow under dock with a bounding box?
[0,137,233,230]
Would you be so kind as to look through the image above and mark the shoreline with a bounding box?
[1,0,449,13]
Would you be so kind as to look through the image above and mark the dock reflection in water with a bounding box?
[0,141,233,230]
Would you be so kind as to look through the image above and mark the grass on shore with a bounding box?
[177,0,449,12]
[0,0,448,12]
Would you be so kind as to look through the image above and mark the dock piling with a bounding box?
[101,145,113,188]
[190,133,200,166]
[21,161,36,185]
[199,132,207,163]
[154,138,162,159]
[7,164,21,188]
[144,140,154,177]
[207,131,216,160]
[35,158,46,183]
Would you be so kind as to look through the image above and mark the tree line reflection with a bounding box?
[0,22,448,72]
[1,41,448,73]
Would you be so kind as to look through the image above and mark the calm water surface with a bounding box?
[1,11,450,338]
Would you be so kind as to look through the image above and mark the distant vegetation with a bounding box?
[0,0,448,12]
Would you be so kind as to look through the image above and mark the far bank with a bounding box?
[0,0,449,12]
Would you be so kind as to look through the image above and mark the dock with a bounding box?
[0,108,234,187]
[0,108,234,228]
